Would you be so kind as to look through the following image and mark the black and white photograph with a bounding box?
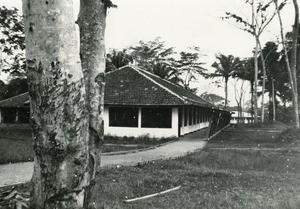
[0,0,299,208]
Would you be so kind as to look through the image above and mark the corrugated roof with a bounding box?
[0,66,214,108]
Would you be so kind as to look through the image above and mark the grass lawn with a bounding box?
[0,124,33,164]
[1,123,300,208]
[0,124,178,164]
[90,123,300,209]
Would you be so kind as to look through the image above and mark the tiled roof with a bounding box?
[0,66,214,108]
[0,92,29,107]
[105,66,213,107]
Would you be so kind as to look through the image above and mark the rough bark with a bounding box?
[23,1,92,208]
[77,1,107,207]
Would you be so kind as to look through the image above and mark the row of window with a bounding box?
[109,106,212,129]
[182,107,211,126]
[109,107,172,128]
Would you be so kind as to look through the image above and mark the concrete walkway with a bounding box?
[0,130,208,188]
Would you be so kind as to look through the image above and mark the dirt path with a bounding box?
[0,129,208,188]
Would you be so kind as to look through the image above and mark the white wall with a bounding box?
[179,107,210,136]
[230,117,254,124]
[104,107,179,138]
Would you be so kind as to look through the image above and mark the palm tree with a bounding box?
[152,62,183,85]
[106,49,133,72]
[210,54,241,109]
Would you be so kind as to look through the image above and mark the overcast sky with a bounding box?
[0,0,295,106]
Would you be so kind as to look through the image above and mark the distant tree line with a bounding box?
[105,38,207,92]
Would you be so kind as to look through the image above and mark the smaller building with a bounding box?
[0,92,30,124]
[230,111,254,124]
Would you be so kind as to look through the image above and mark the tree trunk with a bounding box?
[77,1,107,207]
[224,77,228,109]
[254,36,259,123]
[23,1,93,208]
[0,44,2,71]
[291,0,300,128]
[258,40,266,123]
[272,78,276,121]
[250,80,254,118]
[274,0,300,128]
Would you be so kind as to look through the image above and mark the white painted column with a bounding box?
[138,107,142,128]
[103,107,109,135]
[172,107,179,136]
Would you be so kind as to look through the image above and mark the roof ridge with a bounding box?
[137,67,182,87]
[105,64,135,75]
[133,66,214,106]
[130,66,186,103]
[0,92,29,104]
[106,65,211,105]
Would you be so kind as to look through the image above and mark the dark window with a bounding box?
[2,108,16,123]
[193,108,197,124]
[189,107,192,125]
[197,108,200,124]
[184,107,188,126]
[109,107,138,127]
[18,108,30,123]
[141,107,172,128]
[179,108,183,127]
[200,109,202,123]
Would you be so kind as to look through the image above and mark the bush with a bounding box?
[104,134,178,144]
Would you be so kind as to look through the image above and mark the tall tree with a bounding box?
[224,0,280,122]
[77,0,115,206]
[129,38,174,72]
[129,38,185,85]
[260,42,281,121]
[273,0,299,128]
[23,0,112,208]
[175,47,207,91]
[210,54,241,109]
